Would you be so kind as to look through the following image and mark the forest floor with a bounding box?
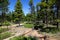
[1,23,60,40]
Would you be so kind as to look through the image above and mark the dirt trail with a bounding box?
[3,24,60,40]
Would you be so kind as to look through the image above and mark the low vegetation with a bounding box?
[34,23,44,30]
[0,32,11,40]
[24,23,34,28]
[10,36,37,40]
[0,28,9,33]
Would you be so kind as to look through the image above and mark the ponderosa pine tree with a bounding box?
[56,0,60,29]
[36,0,56,27]
[14,0,23,26]
[36,3,41,22]
[0,0,9,25]
[29,0,36,23]
[36,0,48,27]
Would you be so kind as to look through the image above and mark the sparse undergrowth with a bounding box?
[0,28,9,33]
[0,32,12,40]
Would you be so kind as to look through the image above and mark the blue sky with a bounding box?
[9,0,41,15]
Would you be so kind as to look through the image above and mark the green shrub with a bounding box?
[3,21,10,29]
[10,36,37,40]
[0,32,11,40]
[3,21,10,26]
[0,28,9,33]
[34,23,44,30]
[39,24,44,28]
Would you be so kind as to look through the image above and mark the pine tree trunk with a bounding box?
[46,10,48,27]
[57,6,59,29]
[19,21,20,26]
